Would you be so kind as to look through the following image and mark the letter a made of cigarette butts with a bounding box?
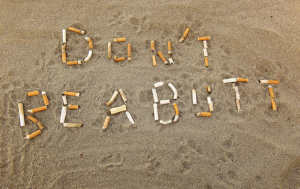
[114,56,125,62]
[28,115,44,130]
[157,51,169,65]
[179,28,189,43]
[62,45,66,63]
[128,44,132,60]
[24,130,41,139]
[85,37,93,49]
[18,102,25,126]
[102,116,110,129]
[106,91,118,106]
[173,103,179,123]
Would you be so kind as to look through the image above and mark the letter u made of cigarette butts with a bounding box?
[114,56,125,62]
[102,116,110,129]
[157,51,168,65]
[85,37,93,49]
[68,26,85,34]
[179,28,189,42]
[173,103,179,123]
[62,45,67,63]
[24,130,41,139]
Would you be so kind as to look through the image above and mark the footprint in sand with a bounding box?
[97,153,124,170]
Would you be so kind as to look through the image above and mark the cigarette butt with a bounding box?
[28,115,38,123]
[113,56,125,62]
[63,123,83,127]
[119,89,127,103]
[126,111,135,124]
[207,97,213,112]
[179,28,189,42]
[27,106,47,113]
[233,84,240,100]
[160,120,172,125]
[18,103,25,126]
[168,58,174,64]
[203,40,208,49]
[102,116,110,129]
[160,99,170,105]
[108,105,127,115]
[154,81,164,88]
[204,57,209,67]
[168,41,172,55]
[195,112,211,117]
[206,86,211,94]
[271,98,276,110]
[67,60,81,65]
[42,91,49,106]
[152,55,156,66]
[237,78,248,82]
[28,116,45,130]
[28,91,39,96]
[128,44,132,60]
[68,105,79,110]
[157,51,168,65]
[85,37,93,49]
[223,78,238,83]
[62,94,67,105]
[62,29,66,44]
[60,106,67,123]
[168,83,178,100]
[152,89,158,103]
[203,48,208,57]
[198,36,211,41]
[24,130,41,139]
[153,103,159,121]
[151,40,155,52]
[108,42,111,59]
[173,103,179,123]
[192,89,197,104]
[113,38,126,42]
[236,99,241,111]
[67,27,85,34]
[64,91,80,97]
[106,91,119,106]
[269,85,274,98]
[259,80,279,84]
[62,45,66,63]
[84,50,93,62]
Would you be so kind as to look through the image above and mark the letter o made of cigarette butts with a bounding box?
[151,40,155,52]
[28,91,39,96]
[157,51,168,65]
[168,41,172,55]
[68,26,85,34]
[27,106,47,113]
[85,37,93,49]
[62,45,67,63]
[128,44,132,60]
[113,38,126,42]
[152,55,157,67]
[67,60,82,65]
[18,103,25,126]
[195,112,211,117]
[24,130,42,139]
[84,50,93,62]
[198,36,211,41]
[179,28,189,42]
[271,98,277,110]
[42,91,49,106]
[114,56,125,62]
[102,116,110,129]
[108,42,111,59]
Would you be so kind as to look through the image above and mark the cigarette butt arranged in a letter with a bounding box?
[153,103,159,121]
[28,115,38,123]
[192,89,197,104]
[160,120,172,125]
[271,98,276,110]
[27,106,47,113]
[126,111,135,124]
[259,80,279,84]
[102,116,110,129]
[108,105,127,115]
[179,28,189,42]
[157,51,169,65]
[62,45,66,63]
[108,42,111,59]
[152,55,157,67]
[151,40,155,52]
[63,123,83,127]
[68,105,79,110]
[42,91,49,106]
[204,57,209,67]
[85,37,93,49]
[173,103,179,123]
[160,99,170,105]
[119,89,127,103]
[67,27,85,34]
[168,41,172,55]
[223,78,248,83]
[106,91,119,106]
[152,89,158,103]
[67,60,82,65]
[62,29,66,44]
[203,48,208,57]
[233,83,241,111]
[236,100,241,111]
[84,50,93,62]
[62,94,67,105]
[269,85,274,98]
[64,91,80,97]
[24,130,41,139]
[168,83,178,100]
[198,36,211,41]
[18,103,25,126]
[60,106,67,123]
[28,116,44,130]
[169,58,174,64]
[237,78,248,82]
[207,97,213,112]
[195,112,212,117]
[113,38,126,42]
[203,40,208,49]
[113,56,125,62]
[28,91,39,97]
[206,86,211,94]
[128,44,132,60]
[154,81,164,88]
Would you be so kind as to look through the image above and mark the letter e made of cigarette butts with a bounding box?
[179,28,189,43]
[157,51,168,65]
[102,116,110,130]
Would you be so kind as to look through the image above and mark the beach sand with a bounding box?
[0,0,300,188]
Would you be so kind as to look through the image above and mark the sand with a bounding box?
[0,0,300,188]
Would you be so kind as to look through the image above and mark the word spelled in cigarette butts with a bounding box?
[60,91,83,127]
[152,81,179,125]
[194,86,213,117]
[259,80,279,110]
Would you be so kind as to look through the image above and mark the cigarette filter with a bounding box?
[168,83,178,100]
[152,89,158,103]
[173,103,179,123]
[169,58,174,64]
[62,94,67,105]
[28,116,44,130]
[108,105,127,115]
[192,89,197,104]
[206,86,211,94]
[157,51,169,65]
[203,48,208,57]
[271,98,276,110]
[179,28,189,42]
[63,123,83,127]
[236,99,241,111]
[67,27,85,34]
[207,97,213,112]
[113,38,126,42]
[84,50,93,62]
[237,78,248,82]
[28,115,38,123]
[18,103,25,126]
[113,56,125,62]
[62,29,66,44]
[128,44,132,60]
[85,37,93,49]
[126,111,134,124]
[27,106,47,113]
[153,103,159,121]
[223,78,248,83]
[160,120,172,125]
[28,91,39,96]
[204,57,209,67]
[151,40,155,52]
[102,116,110,129]
[119,89,127,103]
[68,105,79,110]
[233,84,240,100]
[259,80,279,84]
[60,106,67,123]
[154,81,164,88]
[152,55,157,67]
[24,130,41,139]
[269,85,274,98]
[108,42,111,59]
[198,36,211,41]
[106,91,119,106]
[64,91,80,96]
[203,40,208,49]
[42,91,49,106]
[67,60,82,65]
[168,41,172,55]
[195,112,211,117]
[62,45,66,63]
[160,99,170,105]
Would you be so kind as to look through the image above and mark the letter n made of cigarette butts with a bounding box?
[157,51,168,65]
[179,28,189,42]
